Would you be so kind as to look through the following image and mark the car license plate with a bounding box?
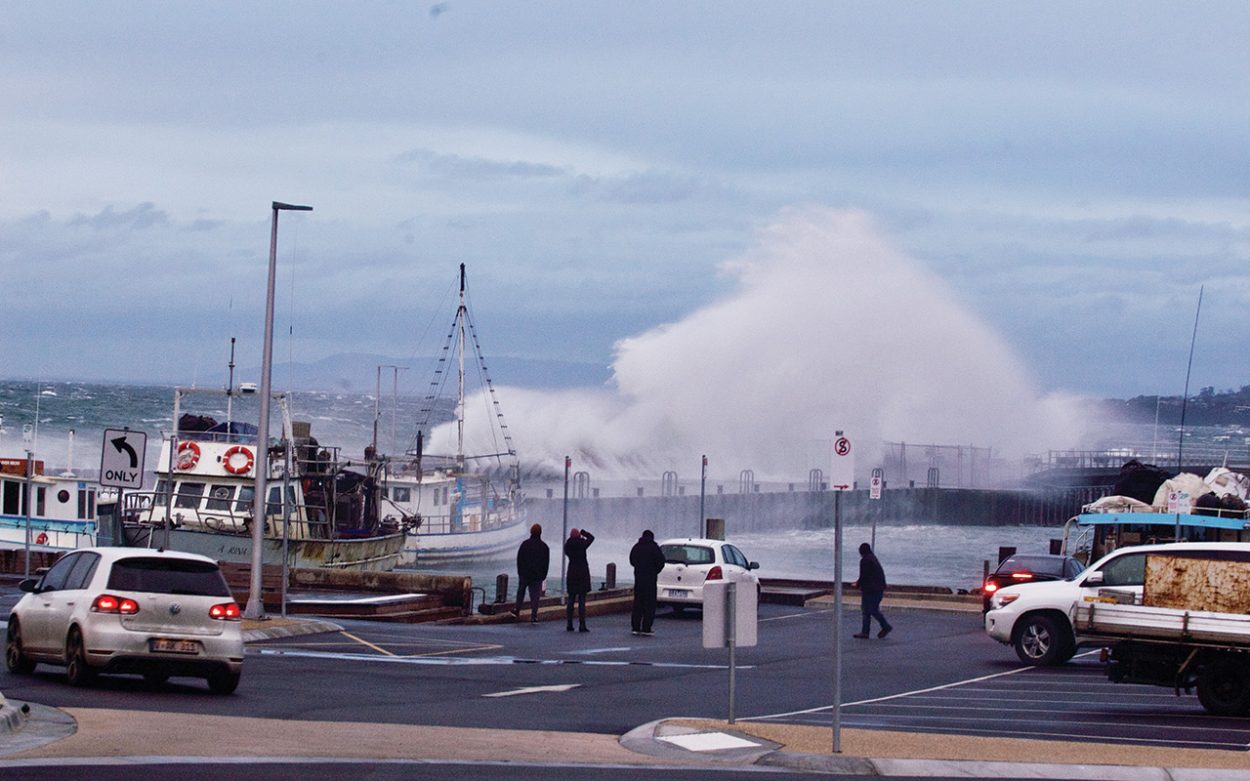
[151,638,199,655]
[666,589,690,598]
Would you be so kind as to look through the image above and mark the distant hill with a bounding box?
[1100,386,1250,427]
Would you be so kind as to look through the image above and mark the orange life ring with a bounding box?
[222,445,255,475]
[176,441,201,470]
[35,532,48,545]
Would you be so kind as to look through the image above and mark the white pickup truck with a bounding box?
[984,541,1250,671]
[1073,550,1250,716]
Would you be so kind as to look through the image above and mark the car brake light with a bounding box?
[209,602,242,621]
[983,581,998,593]
[705,566,723,581]
[92,594,140,614]
[1010,572,1034,580]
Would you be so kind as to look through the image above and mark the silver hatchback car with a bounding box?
[5,547,244,693]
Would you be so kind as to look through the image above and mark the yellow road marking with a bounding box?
[339,630,397,657]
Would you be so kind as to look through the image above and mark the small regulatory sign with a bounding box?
[829,431,854,491]
[99,429,147,490]
[870,475,882,500]
[1166,490,1190,514]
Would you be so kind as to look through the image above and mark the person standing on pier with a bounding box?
[564,527,595,632]
[629,529,666,636]
[853,542,893,639]
[512,523,550,624]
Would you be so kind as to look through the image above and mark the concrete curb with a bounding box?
[0,693,26,736]
[628,719,1250,779]
[242,618,344,642]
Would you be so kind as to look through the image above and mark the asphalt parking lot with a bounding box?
[4,579,1250,754]
[753,649,1250,751]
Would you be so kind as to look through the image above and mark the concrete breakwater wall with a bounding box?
[524,485,1100,539]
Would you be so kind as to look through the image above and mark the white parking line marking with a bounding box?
[750,664,1037,720]
[483,684,581,698]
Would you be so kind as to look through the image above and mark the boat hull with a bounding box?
[400,518,526,564]
[0,516,96,553]
[126,526,406,572]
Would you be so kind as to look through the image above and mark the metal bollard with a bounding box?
[495,573,509,603]
[605,562,616,589]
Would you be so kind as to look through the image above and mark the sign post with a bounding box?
[703,578,758,724]
[99,429,148,548]
[830,430,854,754]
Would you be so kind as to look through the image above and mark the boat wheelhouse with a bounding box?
[121,387,406,571]
[0,458,98,552]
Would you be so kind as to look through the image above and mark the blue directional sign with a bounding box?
[99,428,147,489]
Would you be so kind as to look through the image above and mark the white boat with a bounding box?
[383,264,527,565]
[119,387,407,571]
[0,457,99,553]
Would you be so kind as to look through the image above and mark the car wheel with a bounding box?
[1197,657,1250,716]
[1013,614,1067,666]
[207,668,240,695]
[65,627,97,687]
[5,621,36,675]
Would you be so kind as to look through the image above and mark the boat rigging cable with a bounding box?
[410,264,518,473]
[1177,285,1204,472]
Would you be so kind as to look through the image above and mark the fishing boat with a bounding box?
[1062,465,1250,562]
[382,264,527,565]
[118,386,407,571]
[0,457,99,553]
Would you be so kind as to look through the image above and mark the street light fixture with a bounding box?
[245,201,312,621]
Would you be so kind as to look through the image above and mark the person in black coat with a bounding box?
[512,524,549,624]
[853,542,893,639]
[563,528,595,632]
[629,529,666,636]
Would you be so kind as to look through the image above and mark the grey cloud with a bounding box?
[67,203,169,231]
[393,149,567,181]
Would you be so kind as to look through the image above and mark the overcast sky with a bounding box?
[4,2,1249,404]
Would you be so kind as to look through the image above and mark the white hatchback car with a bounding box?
[656,538,761,612]
[5,547,245,693]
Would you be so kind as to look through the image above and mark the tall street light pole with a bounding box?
[699,454,707,538]
[245,201,312,621]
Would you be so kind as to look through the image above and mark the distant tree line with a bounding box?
[1102,386,1250,426]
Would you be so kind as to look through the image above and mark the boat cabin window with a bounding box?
[206,485,235,511]
[235,486,254,513]
[2,479,21,515]
[36,487,45,516]
[267,486,283,515]
[392,487,411,503]
[174,483,206,509]
[154,479,171,507]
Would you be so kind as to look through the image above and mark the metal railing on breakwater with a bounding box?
[525,485,1105,540]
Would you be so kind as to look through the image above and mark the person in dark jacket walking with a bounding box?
[629,530,666,636]
[853,542,892,639]
[512,524,549,624]
[563,528,595,632]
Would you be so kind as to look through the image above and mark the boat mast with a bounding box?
[456,262,466,473]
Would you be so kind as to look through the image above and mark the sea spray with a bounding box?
[430,207,1089,481]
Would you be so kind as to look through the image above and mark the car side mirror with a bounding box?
[18,578,38,593]
[749,561,760,570]
[1083,571,1104,586]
